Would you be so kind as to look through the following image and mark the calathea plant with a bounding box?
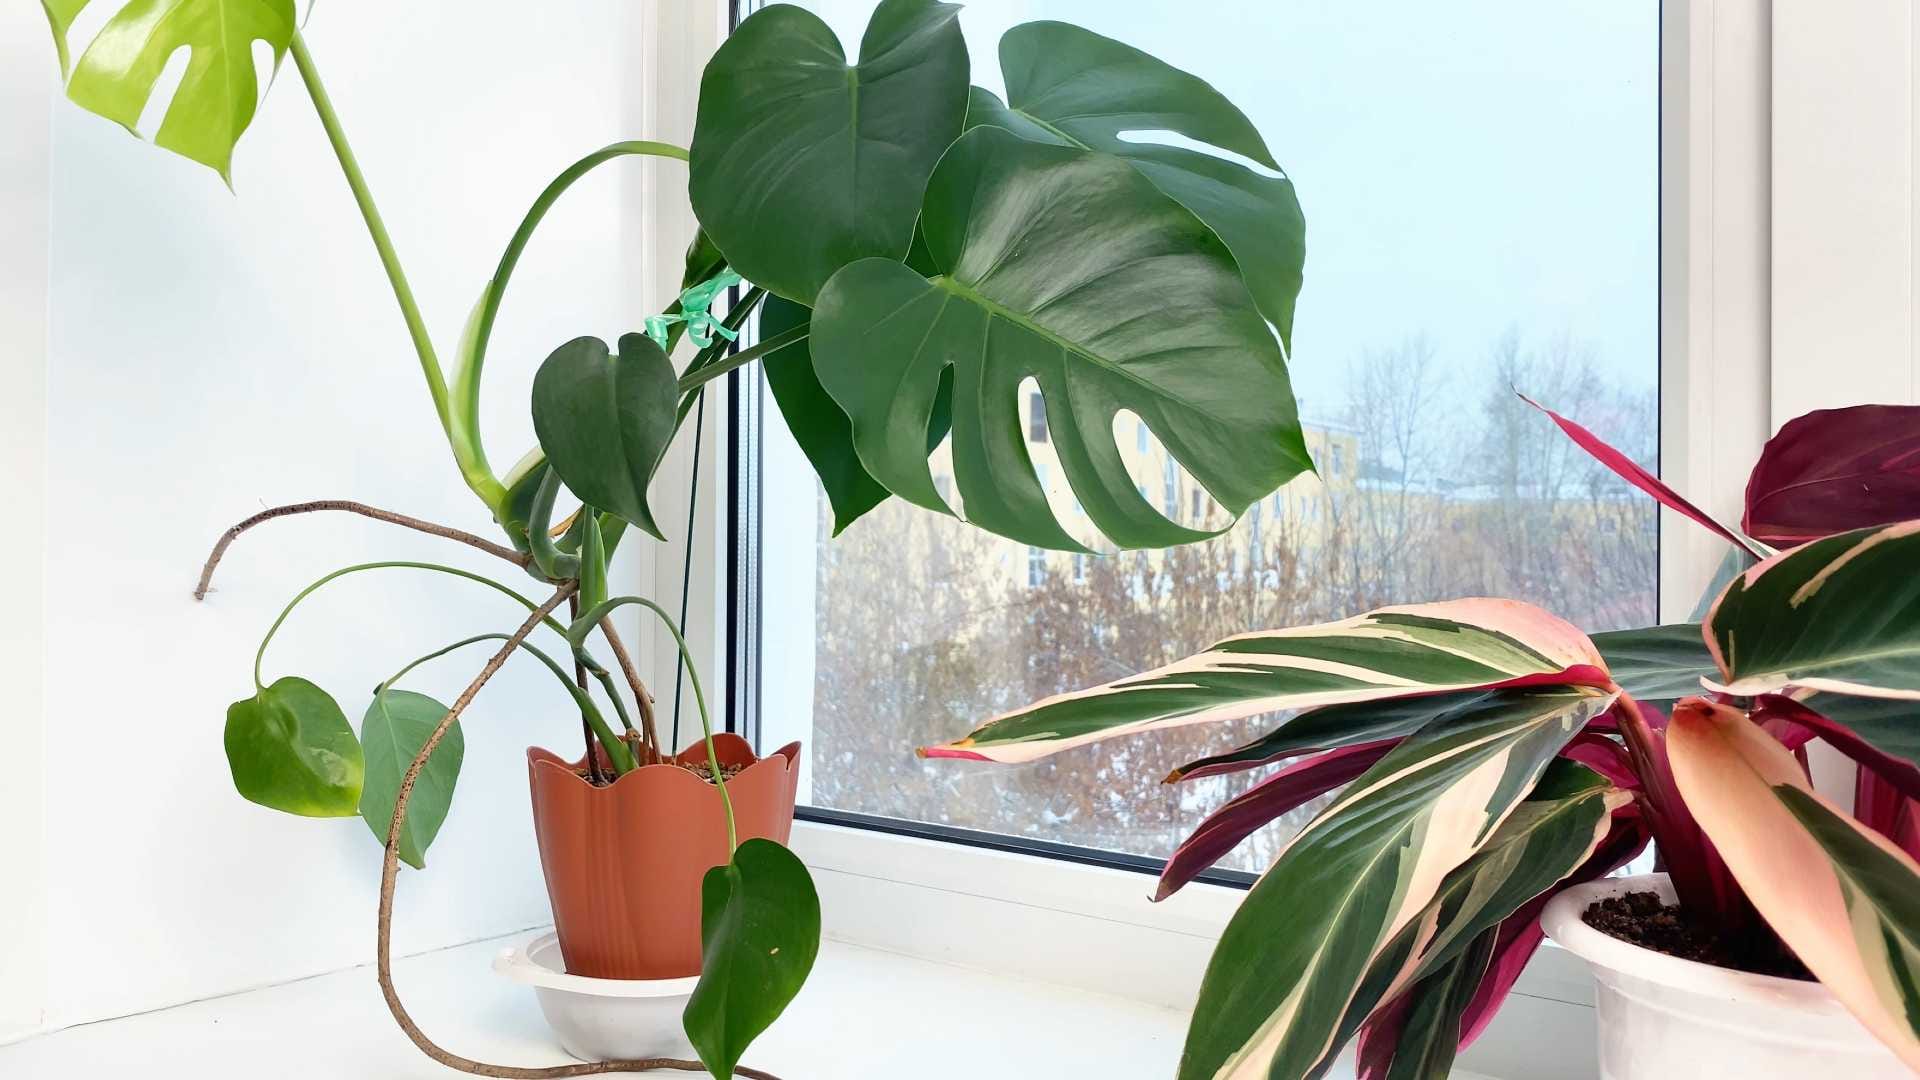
[928,401,1920,1079]
[44,0,1311,1075]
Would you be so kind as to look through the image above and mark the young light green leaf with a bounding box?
[689,0,969,304]
[531,333,678,540]
[63,0,298,182]
[1178,690,1615,1080]
[813,125,1312,552]
[1704,519,1920,699]
[928,598,1608,764]
[41,0,90,77]
[357,689,463,870]
[685,838,821,1080]
[966,22,1304,344]
[225,676,363,817]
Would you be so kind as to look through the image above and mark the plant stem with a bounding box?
[569,596,604,783]
[676,324,808,395]
[371,586,774,1079]
[195,500,528,601]
[251,561,570,692]
[288,32,499,506]
[598,620,662,763]
[571,597,736,850]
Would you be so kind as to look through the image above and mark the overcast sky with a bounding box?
[800,0,1660,418]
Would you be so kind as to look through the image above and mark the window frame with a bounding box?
[646,0,1780,1043]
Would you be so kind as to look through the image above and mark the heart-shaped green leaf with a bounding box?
[61,0,298,182]
[689,0,969,304]
[357,689,463,870]
[966,22,1305,344]
[225,676,363,817]
[685,838,821,1080]
[532,333,677,540]
[812,125,1311,551]
[761,294,953,535]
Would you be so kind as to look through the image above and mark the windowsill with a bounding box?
[0,925,1503,1079]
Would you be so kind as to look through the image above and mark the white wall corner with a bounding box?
[0,5,52,1042]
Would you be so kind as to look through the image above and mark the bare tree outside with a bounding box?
[797,331,1657,874]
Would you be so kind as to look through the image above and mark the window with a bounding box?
[748,0,1659,877]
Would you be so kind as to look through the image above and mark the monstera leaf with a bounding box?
[52,0,299,181]
[225,676,363,817]
[531,333,678,540]
[685,839,821,1080]
[813,125,1311,551]
[689,0,969,304]
[357,689,463,870]
[965,21,1305,344]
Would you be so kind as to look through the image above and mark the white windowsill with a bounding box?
[0,925,1503,1079]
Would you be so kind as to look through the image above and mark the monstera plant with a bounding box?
[43,0,1309,1075]
[928,401,1920,1078]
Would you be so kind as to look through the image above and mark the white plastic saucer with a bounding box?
[493,932,698,1062]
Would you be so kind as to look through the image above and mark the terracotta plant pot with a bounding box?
[527,734,801,980]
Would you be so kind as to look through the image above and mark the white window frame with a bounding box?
[638,0,1919,1072]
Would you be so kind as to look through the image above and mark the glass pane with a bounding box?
[755,0,1659,873]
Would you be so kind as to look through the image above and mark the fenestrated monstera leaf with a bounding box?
[55,0,298,182]
[966,22,1305,344]
[688,0,969,305]
[813,125,1311,552]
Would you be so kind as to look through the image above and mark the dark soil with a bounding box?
[572,758,747,786]
[1582,891,1812,981]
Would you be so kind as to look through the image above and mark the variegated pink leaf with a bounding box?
[926,598,1609,764]
[1521,393,1769,558]
[1669,699,1920,1072]
[1704,519,1920,700]
[1155,741,1394,901]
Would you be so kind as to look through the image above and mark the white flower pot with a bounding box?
[493,931,698,1063]
[1541,873,1909,1079]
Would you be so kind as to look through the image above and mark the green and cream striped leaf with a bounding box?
[1354,930,1497,1080]
[1177,689,1617,1080]
[926,599,1609,764]
[1669,699,1920,1072]
[1309,761,1629,1079]
[1705,519,1920,700]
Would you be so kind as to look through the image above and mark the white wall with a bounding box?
[0,1,53,1043]
[12,3,702,1028]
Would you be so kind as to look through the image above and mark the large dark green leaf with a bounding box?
[531,333,678,540]
[762,295,953,535]
[1591,623,1716,702]
[1177,691,1614,1080]
[357,690,463,870]
[688,0,968,304]
[59,0,297,182]
[966,22,1304,344]
[685,838,821,1080]
[1705,520,1920,698]
[225,676,363,817]
[814,125,1311,552]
